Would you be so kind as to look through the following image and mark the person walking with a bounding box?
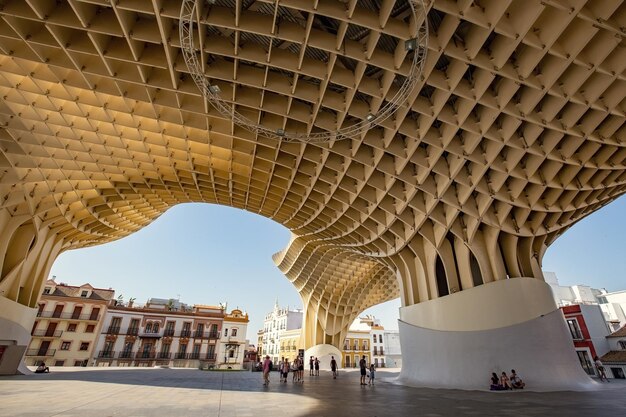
[314,357,320,376]
[298,356,305,382]
[309,356,314,376]
[262,355,272,386]
[330,356,338,379]
[281,358,289,383]
[594,356,610,382]
[292,358,298,383]
[359,355,367,385]
[278,356,285,383]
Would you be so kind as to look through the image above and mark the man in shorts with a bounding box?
[330,356,338,379]
[359,355,367,385]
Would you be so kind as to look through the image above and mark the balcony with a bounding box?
[135,352,156,360]
[126,327,139,336]
[97,350,115,359]
[157,352,172,359]
[37,311,100,321]
[192,331,220,339]
[204,354,216,361]
[138,330,162,338]
[31,329,62,338]
[163,329,175,337]
[25,349,56,356]
[106,326,120,335]
[189,352,201,360]
[179,330,191,338]
[174,352,190,359]
[118,351,135,359]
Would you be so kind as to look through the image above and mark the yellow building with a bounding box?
[278,329,302,362]
[25,279,115,367]
[342,331,371,369]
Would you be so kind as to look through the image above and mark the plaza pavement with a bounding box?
[0,367,624,417]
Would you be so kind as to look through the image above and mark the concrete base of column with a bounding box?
[0,296,36,375]
[304,344,342,371]
[396,278,596,391]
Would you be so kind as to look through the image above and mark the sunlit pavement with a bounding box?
[1,367,625,417]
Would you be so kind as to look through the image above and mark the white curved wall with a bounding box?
[0,297,36,375]
[399,278,557,331]
[304,344,342,371]
[396,278,596,391]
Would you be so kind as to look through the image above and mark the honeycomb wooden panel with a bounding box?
[0,0,624,347]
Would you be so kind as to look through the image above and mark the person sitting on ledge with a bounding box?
[500,371,513,390]
[509,370,525,389]
[34,363,49,374]
[490,372,503,390]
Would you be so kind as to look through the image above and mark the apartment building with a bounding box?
[93,299,248,369]
[25,280,115,367]
[257,301,303,363]
[342,316,388,368]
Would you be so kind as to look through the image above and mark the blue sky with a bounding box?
[50,196,626,341]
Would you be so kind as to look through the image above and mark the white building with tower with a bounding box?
[258,301,303,363]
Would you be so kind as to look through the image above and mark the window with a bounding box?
[576,350,594,375]
[79,342,89,351]
[74,360,84,366]
[67,323,77,332]
[43,287,51,294]
[152,322,159,333]
[232,328,237,337]
[80,290,89,297]
[224,328,228,337]
[54,360,64,366]
[85,325,95,333]
[379,335,383,343]
[129,319,140,334]
[60,341,71,351]
[145,323,152,333]
[567,319,583,340]
[229,350,235,358]
[619,340,626,350]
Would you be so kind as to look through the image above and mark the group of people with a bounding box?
[358,355,376,385]
[490,370,525,390]
[259,354,342,385]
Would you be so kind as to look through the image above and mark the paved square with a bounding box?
[0,367,624,417]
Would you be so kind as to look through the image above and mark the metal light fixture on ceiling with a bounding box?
[180,0,428,143]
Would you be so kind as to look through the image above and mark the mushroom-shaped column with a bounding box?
[388,230,594,390]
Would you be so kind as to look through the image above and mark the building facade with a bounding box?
[561,304,611,377]
[341,316,388,368]
[600,326,626,379]
[383,330,402,369]
[218,309,249,369]
[93,299,248,369]
[546,271,626,332]
[25,280,115,367]
[278,328,302,362]
[258,302,303,364]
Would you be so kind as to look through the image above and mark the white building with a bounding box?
[383,330,402,368]
[545,271,626,331]
[601,326,626,379]
[259,301,303,363]
[218,309,249,369]
[598,290,626,331]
